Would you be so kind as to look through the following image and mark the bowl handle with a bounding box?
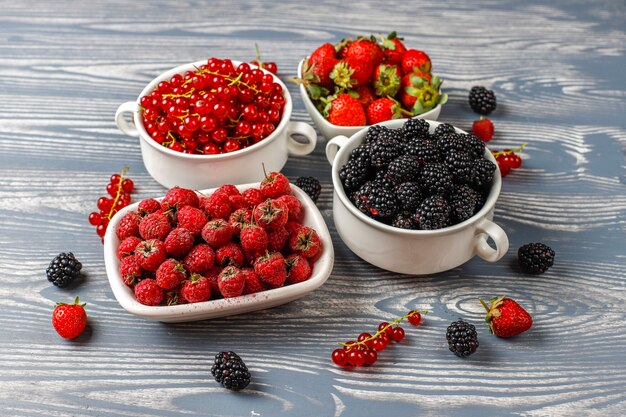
[115,101,139,137]
[474,218,509,262]
[325,135,350,165]
[286,121,317,156]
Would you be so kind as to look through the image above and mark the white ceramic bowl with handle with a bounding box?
[326,119,508,275]
[103,183,335,322]
[116,60,317,190]
[297,59,442,140]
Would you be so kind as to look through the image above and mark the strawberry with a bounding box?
[260,171,291,199]
[399,74,447,115]
[472,117,494,142]
[309,42,337,64]
[344,38,384,70]
[353,85,376,109]
[134,279,164,306]
[181,273,211,303]
[366,98,407,125]
[52,296,87,339]
[399,72,431,109]
[343,57,374,87]
[373,64,401,97]
[309,58,339,88]
[480,296,533,338]
[327,93,366,127]
[380,32,407,66]
[401,49,432,75]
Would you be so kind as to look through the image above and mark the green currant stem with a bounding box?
[196,68,261,94]
[338,310,428,349]
[105,166,129,220]
[491,143,527,158]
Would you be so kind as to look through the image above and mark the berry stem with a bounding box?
[479,298,490,312]
[338,310,428,349]
[491,143,527,158]
[105,166,129,220]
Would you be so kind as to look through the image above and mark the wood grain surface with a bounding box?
[1,0,625,416]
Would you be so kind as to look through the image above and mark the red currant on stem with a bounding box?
[492,143,527,178]
[332,349,349,366]
[92,166,134,244]
[88,212,102,226]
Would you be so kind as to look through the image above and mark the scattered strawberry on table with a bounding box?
[52,296,88,339]
[472,117,494,142]
[295,32,447,126]
[89,167,135,242]
[480,296,533,338]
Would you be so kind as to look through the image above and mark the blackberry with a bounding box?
[386,155,420,183]
[433,123,456,138]
[350,143,371,162]
[444,150,473,184]
[471,159,496,190]
[469,86,497,115]
[211,351,251,391]
[405,139,441,164]
[416,195,451,230]
[392,211,419,230]
[354,182,399,220]
[340,158,370,193]
[518,243,555,274]
[449,185,480,223]
[370,137,403,170]
[46,252,82,288]
[365,125,388,144]
[396,182,423,212]
[458,133,485,159]
[418,163,453,196]
[402,118,430,140]
[295,176,322,203]
[437,132,464,155]
[446,320,479,358]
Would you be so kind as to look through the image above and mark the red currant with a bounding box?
[223,140,240,153]
[390,327,405,342]
[332,349,349,366]
[343,341,357,351]
[378,322,392,336]
[88,212,102,226]
[509,153,522,169]
[202,143,220,155]
[96,223,107,237]
[407,311,422,326]
[264,62,278,74]
[97,197,113,212]
[110,174,121,184]
[121,179,134,193]
[106,182,119,197]
[363,349,377,365]
[348,350,366,367]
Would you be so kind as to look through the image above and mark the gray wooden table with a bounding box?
[1,1,625,416]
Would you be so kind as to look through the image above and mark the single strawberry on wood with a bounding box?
[52,296,88,339]
[480,296,533,338]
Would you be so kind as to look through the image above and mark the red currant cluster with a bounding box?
[88,167,135,242]
[140,57,285,155]
[492,144,526,177]
[331,310,426,367]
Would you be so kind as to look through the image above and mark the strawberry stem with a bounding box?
[479,298,490,312]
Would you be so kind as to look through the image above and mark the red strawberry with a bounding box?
[201,219,233,248]
[52,296,87,339]
[260,171,291,199]
[401,49,431,75]
[373,64,401,97]
[164,227,194,258]
[288,226,321,258]
[181,273,211,303]
[119,255,142,286]
[202,192,233,219]
[240,224,268,258]
[215,242,244,267]
[242,268,265,295]
[345,38,384,70]
[135,239,167,271]
[327,93,366,127]
[156,258,186,290]
[472,117,494,142]
[134,279,164,306]
[161,186,199,211]
[218,266,245,298]
[353,85,376,109]
[176,205,207,237]
[366,98,406,125]
[285,254,312,284]
[480,296,533,338]
[309,58,339,88]
[380,32,407,66]
[183,243,215,274]
[242,188,265,208]
[267,226,290,252]
[229,208,252,236]
[116,212,141,241]
[139,212,171,241]
[253,199,288,230]
[118,236,142,259]
[137,198,161,217]
[399,72,432,110]
[343,58,374,87]
[254,251,287,287]
[309,42,337,64]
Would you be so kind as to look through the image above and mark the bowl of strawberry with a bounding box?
[115,58,317,190]
[295,32,448,139]
[103,172,334,322]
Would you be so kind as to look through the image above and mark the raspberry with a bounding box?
[201,219,233,248]
[242,268,264,295]
[166,288,186,306]
[202,192,233,219]
[138,198,161,216]
[288,226,321,258]
[275,194,303,222]
[204,266,222,298]
[267,226,289,252]
[164,227,194,259]
[181,273,211,303]
[228,194,246,210]
[216,184,240,197]
[183,244,215,274]
[229,208,252,235]
[119,255,142,286]
[161,186,199,211]
[416,195,451,230]
[134,279,164,306]
[260,171,291,199]
[156,259,186,290]
[241,188,265,208]
[116,212,141,241]
[139,212,172,241]
[285,254,312,284]
[254,251,287,287]
[240,225,268,258]
[177,205,208,236]
[253,199,288,230]
[284,221,303,236]
[135,239,167,271]
[118,236,142,259]
[218,266,245,298]
[215,242,244,267]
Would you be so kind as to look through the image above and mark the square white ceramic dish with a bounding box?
[103,183,335,322]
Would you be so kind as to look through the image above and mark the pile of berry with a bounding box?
[297,32,447,126]
[340,119,497,230]
[114,172,322,306]
[139,57,285,155]
[88,168,135,242]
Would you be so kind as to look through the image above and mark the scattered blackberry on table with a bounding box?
[392,211,419,229]
[418,163,453,196]
[340,158,370,193]
[433,123,456,138]
[518,243,555,274]
[295,177,322,203]
[46,252,82,288]
[446,320,479,358]
[402,118,430,140]
[386,155,420,183]
[405,139,441,164]
[469,86,497,115]
[396,182,423,212]
[211,351,251,391]
[354,182,399,220]
[416,195,450,230]
[370,137,403,169]
[449,185,480,223]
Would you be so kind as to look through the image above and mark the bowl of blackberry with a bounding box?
[326,118,509,275]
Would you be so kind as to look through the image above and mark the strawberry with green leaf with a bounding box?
[380,31,407,66]
[323,93,366,126]
[401,49,432,75]
[373,64,401,97]
[366,97,410,125]
[480,296,533,338]
[400,74,447,115]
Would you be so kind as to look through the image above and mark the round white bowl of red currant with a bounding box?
[115,58,317,190]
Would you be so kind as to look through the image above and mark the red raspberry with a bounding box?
[134,239,167,271]
[204,266,223,298]
[216,184,241,196]
[267,226,290,252]
[202,192,233,219]
[119,255,142,286]
[139,212,172,241]
[218,266,245,298]
[240,224,268,258]
[180,273,211,303]
[156,258,186,290]
[254,251,287,287]
[183,244,215,274]
[285,221,303,235]
[253,199,288,230]
[164,227,194,258]
[242,268,265,295]
[138,198,161,216]
[201,219,233,248]
[216,242,244,267]
[161,186,199,211]
[134,279,164,306]
[276,195,303,222]
[260,171,291,198]
[229,208,252,235]
[285,254,312,284]
[116,212,141,240]
[177,205,208,236]
[288,226,321,258]
[242,188,265,207]
[118,236,142,259]
[229,194,246,210]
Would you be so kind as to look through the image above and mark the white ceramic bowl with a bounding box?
[103,183,335,322]
[326,119,509,275]
[297,59,442,140]
[116,60,317,190]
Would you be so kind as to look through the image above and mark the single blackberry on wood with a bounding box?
[354,182,399,220]
[386,155,420,183]
[449,185,480,223]
[46,252,82,288]
[211,351,251,391]
[518,243,555,274]
[416,195,451,230]
[418,163,453,196]
[469,86,497,115]
[396,182,423,212]
[340,158,370,193]
[446,320,479,358]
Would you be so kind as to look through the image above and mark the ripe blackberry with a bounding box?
[405,139,441,164]
[373,170,399,189]
[350,143,371,162]
[386,155,420,183]
[469,86,497,115]
[416,195,450,230]
[46,252,82,288]
[446,320,479,358]
[449,185,480,223]
[365,125,388,144]
[418,163,453,196]
[437,132,464,155]
[396,182,423,212]
[518,243,555,274]
[354,182,399,220]
[392,211,419,229]
[458,133,485,159]
[295,176,322,203]
[370,137,403,170]
[211,351,251,391]
[340,158,370,193]
[434,123,456,138]
[444,150,473,184]
[402,118,430,140]
[471,159,496,190]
